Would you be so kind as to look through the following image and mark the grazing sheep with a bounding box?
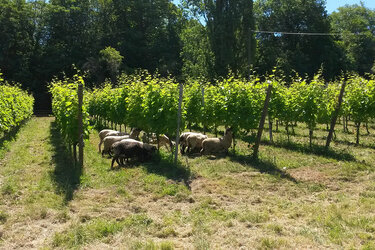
[200,128,233,155]
[186,133,207,153]
[98,129,128,153]
[101,128,141,156]
[149,134,175,152]
[111,139,156,169]
[179,132,205,154]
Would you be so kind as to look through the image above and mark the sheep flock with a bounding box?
[98,127,233,169]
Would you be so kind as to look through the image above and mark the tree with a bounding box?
[0,0,34,83]
[180,19,214,80]
[182,0,256,77]
[330,3,375,75]
[99,46,123,84]
[254,0,342,80]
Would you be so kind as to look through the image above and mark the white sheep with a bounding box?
[179,132,204,154]
[98,129,118,152]
[101,128,141,156]
[200,128,233,155]
[186,133,207,153]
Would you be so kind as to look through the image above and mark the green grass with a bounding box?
[0,117,374,249]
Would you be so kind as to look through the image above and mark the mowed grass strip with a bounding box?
[0,117,374,249]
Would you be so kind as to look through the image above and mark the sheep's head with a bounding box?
[225,127,233,135]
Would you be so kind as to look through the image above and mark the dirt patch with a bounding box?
[289,167,330,183]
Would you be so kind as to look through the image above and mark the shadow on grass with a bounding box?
[266,140,356,162]
[0,122,27,151]
[49,121,82,203]
[227,153,298,183]
[119,153,193,189]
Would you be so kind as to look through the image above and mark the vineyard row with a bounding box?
[50,71,375,148]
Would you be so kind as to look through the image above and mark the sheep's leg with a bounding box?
[180,144,186,154]
[200,148,205,155]
[98,141,102,153]
[111,157,117,169]
[116,156,122,166]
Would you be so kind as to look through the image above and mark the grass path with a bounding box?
[0,117,374,249]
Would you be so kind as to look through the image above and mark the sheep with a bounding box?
[111,139,156,169]
[200,128,233,155]
[186,133,207,154]
[149,134,175,152]
[179,132,205,154]
[101,128,141,156]
[98,129,128,153]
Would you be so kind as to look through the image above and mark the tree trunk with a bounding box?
[356,122,360,145]
[269,118,273,144]
[345,116,349,132]
[276,119,279,132]
[309,129,313,148]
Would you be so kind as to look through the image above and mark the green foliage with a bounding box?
[99,46,124,83]
[88,71,182,136]
[49,74,90,145]
[343,75,375,124]
[180,20,214,80]
[86,71,375,148]
[183,79,204,128]
[0,73,34,134]
[330,4,375,74]
[255,0,342,79]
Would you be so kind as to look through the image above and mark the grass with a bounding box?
[0,117,374,249]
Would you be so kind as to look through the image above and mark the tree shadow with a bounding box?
[49,121,82,203]
[226,153,298,183]
[265,140,356,162]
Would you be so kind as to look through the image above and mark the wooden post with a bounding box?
[253,84,272,159]
[326,80,346,148]
[174,82,183,164]
[78,84,84,168]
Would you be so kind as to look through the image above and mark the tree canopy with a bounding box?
[0,0,374,110]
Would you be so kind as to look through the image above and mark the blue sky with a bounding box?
[172,0,375,14]
[326,0,375,13]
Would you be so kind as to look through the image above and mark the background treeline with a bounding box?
[1,0,375,110]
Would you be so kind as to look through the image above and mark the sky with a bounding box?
[172,0,375,14]
[326,0,375,13]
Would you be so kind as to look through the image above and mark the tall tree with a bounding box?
[0,0,34,83]
[180,19,214,80]
[254,0,343,80]
[182,0,256,77]
[330,3,375,75]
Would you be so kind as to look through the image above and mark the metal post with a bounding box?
[174,83,183,164]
